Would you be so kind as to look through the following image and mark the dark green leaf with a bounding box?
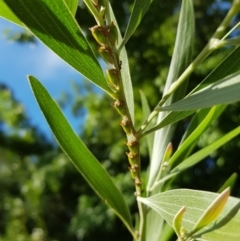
[0,0,23,26]
[4,0,110,92]
[28,76,133,236]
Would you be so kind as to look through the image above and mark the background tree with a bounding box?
[0,0,240,240]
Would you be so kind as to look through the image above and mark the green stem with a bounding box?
[83,0,104,26]
[85,1,144,239]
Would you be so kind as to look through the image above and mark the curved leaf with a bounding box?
[3,0,110,92]
[28,76,134,236]
[162,71,240,111]
[138,189,240,241]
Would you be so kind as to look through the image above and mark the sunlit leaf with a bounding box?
[161,71,240,111]
[144,46,240,135]
[138,189,240,241]
[168,105,226,168]
[218,173,238,193]
[191,188,230,234]
[28,76,134,236]
[0,0,23,26]
[3,0,110,93]
[64,0,79,15]
[170,126,240,173]
[148,0,194,191]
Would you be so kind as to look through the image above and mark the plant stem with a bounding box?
[83,0,104,26]
[138,0,240,135]
[85,1,144,240]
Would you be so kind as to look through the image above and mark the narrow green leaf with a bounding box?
[140,90,154,158]
[3,0,110,93]
[138,189,240,241]
[28,76,133,236]
[193,46,240,93]
[121,0,153,48]
[173,206,186,239]
[171,126,240,174]
[148,0,194,191]
[162,71,240,111]
[64,0,79,15]
[218,173,238,193]
[146,3,194,241]
[168,105,226,168]
[145,46,240,134]
[108,2,135,123]
[0,0,23,26]
[179,108,212,145]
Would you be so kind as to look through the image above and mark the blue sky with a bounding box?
[0,17,88,139]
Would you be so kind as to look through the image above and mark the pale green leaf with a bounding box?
[108,2,135,123]
[3,0,110,93]
[148,0,194,192]
[138,189,240,241]
[144,46,240,135]
[0,0,23,26]
[28,76,134,236]
[120,0,153,48]
[161,71,240,111]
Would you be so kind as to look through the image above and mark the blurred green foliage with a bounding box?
[1,0,240,240]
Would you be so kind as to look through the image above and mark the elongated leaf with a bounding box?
[28,76,133,235]
[121,0,153,48]
[191,188,230,234]
[144,46,240,135]
[140,91,154,158]
[138,189,240,241]
[108,3,135,123]
[162,71,240,111]
[218,173,238,193]
[171,126,240,173]
[3,0,110,93]
[146,2,194,241]
[148,0,194,191]
[64,0,79,15]
[0,0,23,26]
[168,105,226,168]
